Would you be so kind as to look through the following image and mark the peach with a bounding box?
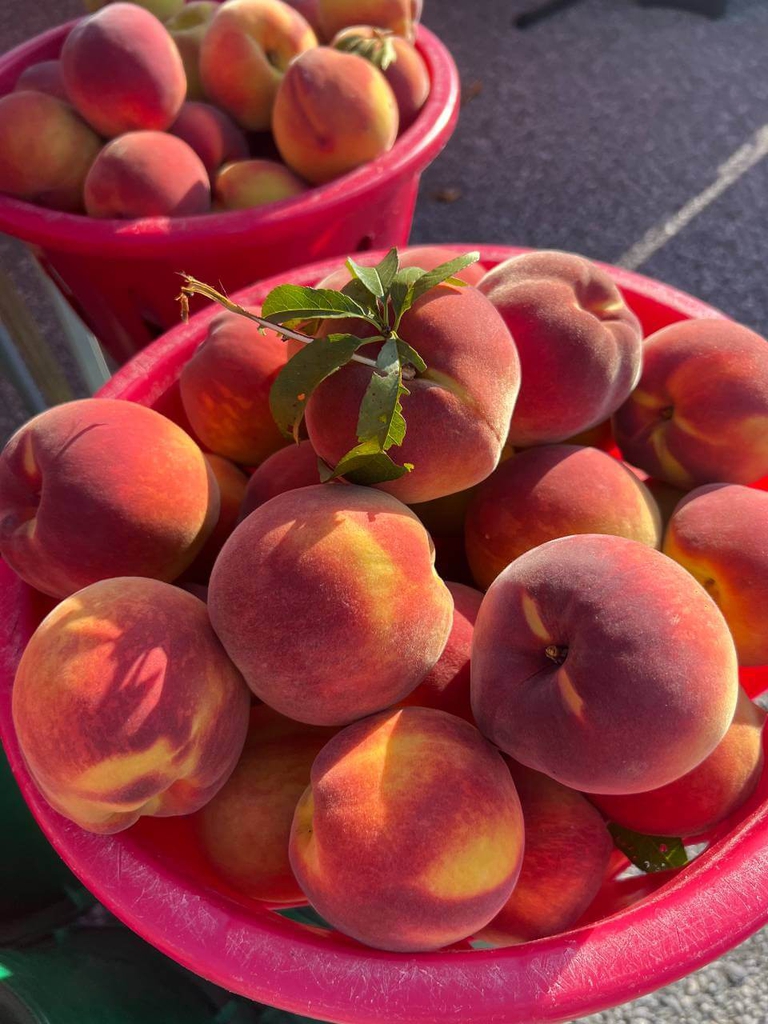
[12,578,250,835]
[240,440,320,517]
[83,0,185,17]
[476,762,613,945]
[332,26,429,131]
[179,311,288,465]
[208,484,453,725]
[471,534,739,794]
[591,687,765,837]
[290,707,524,951]
[169,101,249,176]
[644,477,686,531]
[465,445,662,590]
[317,0,419,41]
[214,159,307,209]
[563,418,614,451]
[0,92,101,211]
[62,3,186,138]
[398,582,481,722]
[0,398,219,599]
[284,0,321,33]
[305,283,521,503]
[479,251,643,446]
[272,47,398,184]
[663,483,768,665]
[613,319,768,489]
[197,705,335,902]
[84,131,211,218]
[14,61,69,101]
[185,455,249,582]
[165,1,218,101]
[200,0,317,131]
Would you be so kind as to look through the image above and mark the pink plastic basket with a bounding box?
[1,245,767,1024]
[0,22,459,365]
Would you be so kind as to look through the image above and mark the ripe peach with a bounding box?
[0,398,219,599]
[476,762,613,945]
[200,0,317,131]
[14,61,69,101]
[398,582,482,722]
[169,101,249,176]
[272,47,398,184]
[613,319,768,489]
[61,3,186,137]
[284,0,321,33]
[240,440,320,517]
[471,534,739,794]
[12,578,250,834]
[479,251,643,446]
[165,1,218,101]
[465,445,662,590]
[84,132,211,218]
[332,26,429,131]
[214,159,307,209]
[290,707,524,951]
[179,311,288,465]
[0,92,101,211]
[208,484,453,725]
[83,0,185,17]
[186,455,249,582]
[591,687,765,837]
[197,705,335,903]
[317,0,419,41]
[663,483,768,665]
[305,283,521,503]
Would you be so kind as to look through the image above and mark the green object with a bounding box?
[608,822,689,873]
[0,745,92,944]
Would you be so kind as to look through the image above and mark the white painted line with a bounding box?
[617,124,768,271]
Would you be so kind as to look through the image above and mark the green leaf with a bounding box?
[261,284,373,327]
[331,442,412,485]
[345,249,400,301]
[334,31,398,71]
[608,823,689,874]
[409,251,481,304]
[276,906,332,930]
[395,336,427,373]
[269,333,376,441]
[389,266,425,323]
[355,337,408,450]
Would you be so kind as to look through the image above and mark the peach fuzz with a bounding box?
[12,578,250,835]
[165,1,218,102]
[398,582,482,722]
[179,311,288,466]
[0,398,219,599]
[0,92,101,211]
[169,102,249,177]
[84,132,211,218]
[84,0,185,17]
[663,483,768,665]
[476,762,612,945]
[289,707,524,951]
[240,440,320,517]
[215,159,307,209]
[200,0,317,131]
[61,3,186,138]
[196,705,336,903]
[186,455,249,582]
[317,0,418,41]
[613,319,768,489]
[208,484,453,725]
[479,251,643,446]
[471,534,739,794]
[14,61,69,101]
[591,687,766,838]
[305,283,521,503]
[272,47,398,185]
[465,444,662,590]
[332,26,429,131]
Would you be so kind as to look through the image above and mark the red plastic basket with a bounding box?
[0,22,459,365]
[1,245,767,1024]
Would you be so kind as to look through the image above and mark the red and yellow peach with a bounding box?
[169,101,249,177]
[186,455,249,582]
[317,0,419,41]
[13,60,69,101]
[240,440,320,517]
[214,159,307,209]
[165,1,218,102]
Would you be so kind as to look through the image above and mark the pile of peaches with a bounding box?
[2,246,768,954]
[0,0,428,218]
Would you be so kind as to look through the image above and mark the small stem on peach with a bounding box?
[545,644,568,665]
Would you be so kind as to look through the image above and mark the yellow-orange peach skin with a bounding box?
[208,484,453,725]
[12,578,250,834]
[613,319,768,489]
[165,1,218,102]
[317,0,418,40]
[465,444,662,590]
[289,707,524,951]
[215,159,307,210]
[471,534,739,794]
[663,483,768,665]
[0,398,219,599]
